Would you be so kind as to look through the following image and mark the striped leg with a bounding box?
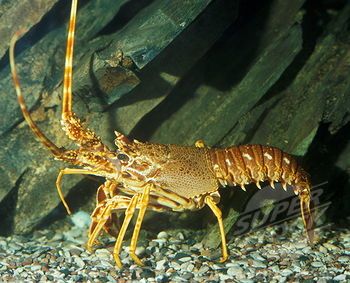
[128,184,151,266]
[88,193,170,255]
[113,194,139,268]
[205,196,228,262]
[87,195,132,251]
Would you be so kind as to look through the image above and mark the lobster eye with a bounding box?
[117,153,129,162]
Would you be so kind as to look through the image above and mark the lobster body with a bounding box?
[10,0,314,269]
[113,137,313,241]
[116,137,311,206]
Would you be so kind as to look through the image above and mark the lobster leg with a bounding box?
[299,191,314,244]
[204,196,228,262]
[87,202,113,251]
[94,181,121,238]
[89,193,171,255]
[56,168,98,214]
[113,194,139,268]
[195,140,206,148]
[128,184,151,266]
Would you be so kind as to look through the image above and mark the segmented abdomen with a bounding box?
[209,144,310,193]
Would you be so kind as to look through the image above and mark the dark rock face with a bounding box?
[0,0,349,246]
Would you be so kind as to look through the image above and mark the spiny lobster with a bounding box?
[10,0,314,268]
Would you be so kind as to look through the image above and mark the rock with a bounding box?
[70,211,91,229]
[280,269,293,277]
[74,257,85,268]
[333,274,346,281]
[251,260,267,269]
[337,256,349,263]
[178,256,192,263]
[140,269,155,279]
[323,243,340,251]
[311,261,324,268]
[227,266,244,276]
[157,231,168,240]
[156,259,166,271]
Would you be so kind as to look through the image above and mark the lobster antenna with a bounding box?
[10,31,63,157]
[62,0,78,115]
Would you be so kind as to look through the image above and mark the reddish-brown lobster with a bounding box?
[10,0,314,268]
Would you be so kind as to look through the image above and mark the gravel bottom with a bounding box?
[0,215,349,282]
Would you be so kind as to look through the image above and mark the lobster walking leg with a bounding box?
[88,195,170,253]
[129,184,151,266]
[87,202,113,251]
[205,196,228,262]
[88,182,132,250]
[113,194,139,268]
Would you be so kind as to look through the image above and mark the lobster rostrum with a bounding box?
[10,0,314,268]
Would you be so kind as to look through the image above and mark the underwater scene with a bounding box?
[0,0,349,282]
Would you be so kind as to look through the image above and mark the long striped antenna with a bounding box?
[62,0,78,116]
[60,0,108,151]
[10,31,63,157]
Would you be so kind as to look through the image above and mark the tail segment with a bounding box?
[10,30,63,157]
[209,145,315,243]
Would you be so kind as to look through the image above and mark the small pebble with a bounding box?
[155,260,166,271]
[70,211,91,228]
[176,232,185,240]
[197,265,210,274]
[157,231,168,239]
[181,272,194,280]
[227,266,244,276]
[135,246,145,256]
[337,256,349,263]
[311,261,323,268]
[333,274,346,281]
[140,269,155,279]
[178,256,192,263]
[323,243,339,251]
[74,257,85,268]
[251,260,267,268]
[155,274,169,283]
[0,220,348,282]
[31,265,42,271]
[280,269,293,277]
[186,263,195,272]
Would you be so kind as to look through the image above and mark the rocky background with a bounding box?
[0,0,349,252]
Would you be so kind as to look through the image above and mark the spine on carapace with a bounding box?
[209,144,314,242]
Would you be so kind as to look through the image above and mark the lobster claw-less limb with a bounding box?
[88,180,229,267]
[87,182,171,268]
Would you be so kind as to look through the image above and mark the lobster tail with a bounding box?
[209,144,314,243]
